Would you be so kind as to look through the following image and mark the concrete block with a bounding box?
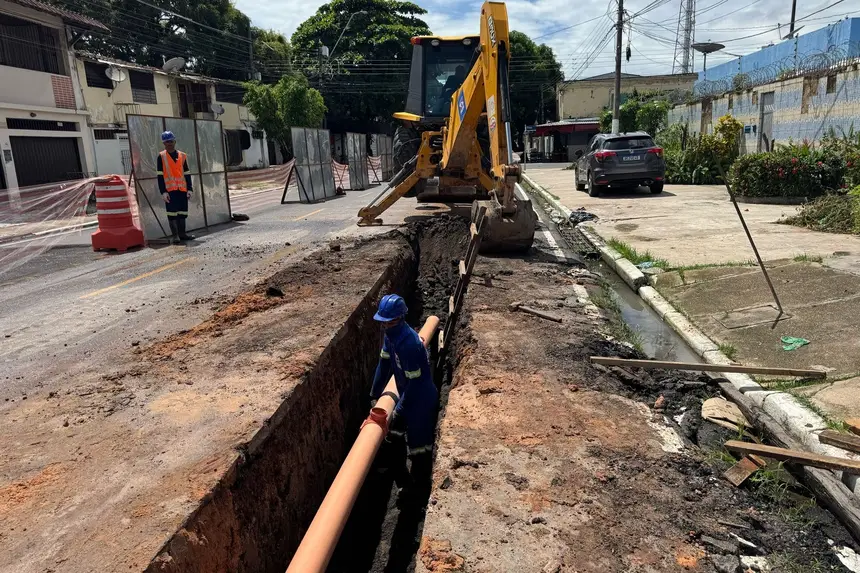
[743,389,779,408]
[639,286,675,319]
[761,392,828,437]
[614,258,647,291]
[662,310,719,357]
[722,372,762,393]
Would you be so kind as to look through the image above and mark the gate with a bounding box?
[127,114,231,241]
[759,91,775,152]
[10,136,82,186]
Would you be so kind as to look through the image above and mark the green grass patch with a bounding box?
[606,238,670,269]
[717,342,738,361]
[792,253,824,263]
[673,260,757,272]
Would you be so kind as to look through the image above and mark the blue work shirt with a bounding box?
[370,321,433,415]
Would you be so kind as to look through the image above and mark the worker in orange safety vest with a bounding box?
[157,131,194,244]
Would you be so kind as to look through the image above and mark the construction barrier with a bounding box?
[91,175,144,252]
[367,156,383,184]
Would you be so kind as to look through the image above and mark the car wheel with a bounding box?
[575,169,586,191]
[587,172,601,197]
[649,182,664,194]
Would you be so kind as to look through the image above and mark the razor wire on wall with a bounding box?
[290,127,337,202]
[127,115,231,241]
[694,42,860,99]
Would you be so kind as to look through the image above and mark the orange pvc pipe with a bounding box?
[285,315,440,573]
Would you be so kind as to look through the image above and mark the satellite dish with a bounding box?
[105,66,127,82]
[210,103,225,116]
[162,57,186,73]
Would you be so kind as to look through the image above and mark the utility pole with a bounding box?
[612,0,623,134]
[788,0,797,37]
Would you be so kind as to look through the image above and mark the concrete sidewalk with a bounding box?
[526,163,860,427]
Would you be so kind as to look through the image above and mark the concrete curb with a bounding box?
[560,207,860,498]
[521,172,572,219]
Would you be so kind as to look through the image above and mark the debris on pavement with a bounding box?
[702,397,750,431]
[723,456,762,487]
[568,207,597,224]
[781,335,810,351]
[231,212,250,221]
[725,440,860,473]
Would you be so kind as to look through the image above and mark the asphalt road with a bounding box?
[0,184,419,398]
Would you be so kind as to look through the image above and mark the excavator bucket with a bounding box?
[472,184,537,253]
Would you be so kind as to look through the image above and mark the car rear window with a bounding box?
[603,137,655,150]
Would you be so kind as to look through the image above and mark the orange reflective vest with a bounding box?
[159,150,188,192]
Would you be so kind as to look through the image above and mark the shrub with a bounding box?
[729,142,845,199]
[660,115,743,184]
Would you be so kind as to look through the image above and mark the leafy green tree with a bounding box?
[509,31,562,149]
[635,100,670,136]
[243,75,327,156]
[254,29,292,83]
[291,0,430,131]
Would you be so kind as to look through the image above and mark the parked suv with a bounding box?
[574,132,665,197]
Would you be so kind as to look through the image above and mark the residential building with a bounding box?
[75,53,268,176]
[0,0,106,192]
[556,72,698,120]
[669,18,860,152]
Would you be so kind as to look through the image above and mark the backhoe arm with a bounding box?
[442,1,518,208]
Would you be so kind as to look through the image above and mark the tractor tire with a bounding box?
[393,126,420,197]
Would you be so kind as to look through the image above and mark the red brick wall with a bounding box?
[51,75,76,109]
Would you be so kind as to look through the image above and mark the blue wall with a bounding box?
[698,18,860,84]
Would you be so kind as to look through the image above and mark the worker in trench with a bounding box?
[157,131,195,244]
[370,294,437,496]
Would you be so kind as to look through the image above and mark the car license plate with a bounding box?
[623,155,641,161]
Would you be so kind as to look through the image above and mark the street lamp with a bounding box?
[692,42,725,80]
[329,10,368,60]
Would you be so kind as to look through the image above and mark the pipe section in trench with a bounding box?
[286,316,441,573]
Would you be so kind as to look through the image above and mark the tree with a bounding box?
[291,0,431,132]
[509,31,562,150]
[243,75,327,156]
[635,100,670,135]
[254,29,292,84]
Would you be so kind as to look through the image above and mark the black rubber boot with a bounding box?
[177,218,195,242]
[168,219,180,244]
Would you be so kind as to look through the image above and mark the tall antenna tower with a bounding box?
[672,0,696,73]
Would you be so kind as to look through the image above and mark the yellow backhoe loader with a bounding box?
[357,0,537,251]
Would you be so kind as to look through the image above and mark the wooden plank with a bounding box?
[515,305,563,323]
[717,381,860,545]
[819,429,860,455]
[724,440,860,474]
[723,456,761,487]
[589,357,827,379]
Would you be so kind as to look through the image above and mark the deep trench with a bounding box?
[144,217,468,573]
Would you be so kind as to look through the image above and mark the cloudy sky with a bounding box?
[234,0,858,79]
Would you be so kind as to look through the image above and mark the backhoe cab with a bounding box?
[357,1,536,252]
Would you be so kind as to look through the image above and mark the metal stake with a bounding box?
[716,159,784,328]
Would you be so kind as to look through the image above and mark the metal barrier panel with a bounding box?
[380,135,393,181]
[346,132,370,190]
[291,127,336,201]
[128,114,231,240]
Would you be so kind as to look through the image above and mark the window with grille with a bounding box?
[130,70,157,104]
[0,14,62,74]
[826,74,837,94]
[85,62,113,89]
[6,118,78,131]
[189,83,210,113]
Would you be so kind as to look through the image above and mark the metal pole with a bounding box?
[789,0,797,37]
[612,0,623,134]
[715,160,784,327]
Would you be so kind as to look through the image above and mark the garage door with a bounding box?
[9,136,82,187]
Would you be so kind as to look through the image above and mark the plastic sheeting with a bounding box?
[0,177,99,278]
[290,127,336,202]
[127,115,231,241]
[346,132,370,190]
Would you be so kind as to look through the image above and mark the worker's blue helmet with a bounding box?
[374,294,407,322]
[161,131,176,143]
